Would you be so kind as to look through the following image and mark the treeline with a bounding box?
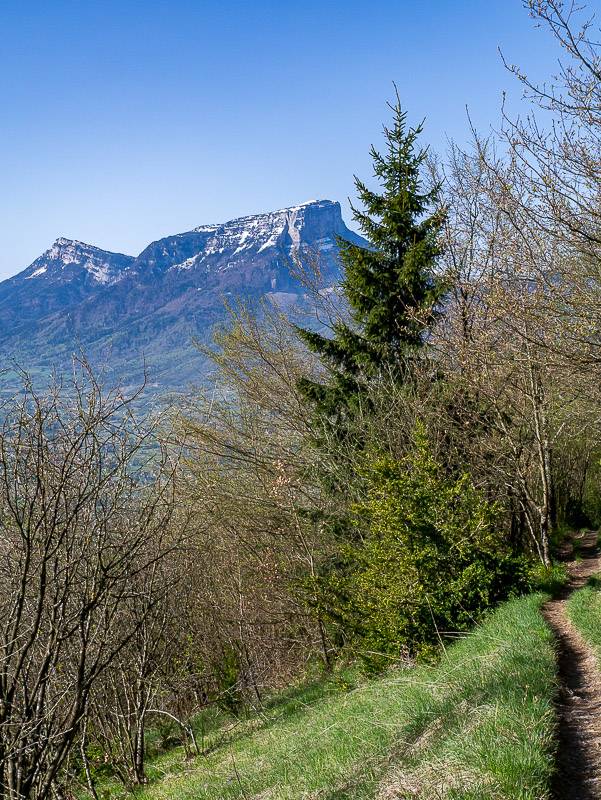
[3,2,601,797]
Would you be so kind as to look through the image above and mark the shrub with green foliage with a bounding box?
[335,425,530,667]
[529,561,569,597]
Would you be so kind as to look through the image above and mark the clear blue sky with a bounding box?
[1,1,559,278]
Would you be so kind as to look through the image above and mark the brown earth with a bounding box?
[543,532,601,799]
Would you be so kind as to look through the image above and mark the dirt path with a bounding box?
[542,532,601,799]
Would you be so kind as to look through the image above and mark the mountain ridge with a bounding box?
[1,200,365,395]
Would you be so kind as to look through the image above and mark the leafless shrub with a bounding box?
[0,362,183,799]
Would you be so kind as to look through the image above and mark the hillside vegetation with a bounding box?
[3,4,601,798]
[103,595,556,800]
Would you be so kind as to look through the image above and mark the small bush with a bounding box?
[529,562,570,596]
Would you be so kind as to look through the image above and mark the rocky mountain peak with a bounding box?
[20,239,135,286]
[166,199,350,274]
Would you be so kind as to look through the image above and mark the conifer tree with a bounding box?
[298,94,445,418]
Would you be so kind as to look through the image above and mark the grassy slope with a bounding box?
[567,575,601,656]
[101,593,557,800]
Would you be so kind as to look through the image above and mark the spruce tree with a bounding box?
[297,95,445,418]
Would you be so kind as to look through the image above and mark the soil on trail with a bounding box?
[543,531,601,800]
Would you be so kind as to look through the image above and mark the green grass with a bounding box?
[95,594,557,800]
[567,574,601,657]
[91,675,355,796]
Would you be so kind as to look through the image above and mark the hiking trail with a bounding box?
[543,531,601,799]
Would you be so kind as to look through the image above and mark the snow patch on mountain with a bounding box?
[25,267,48,279]
[171,200,348,274]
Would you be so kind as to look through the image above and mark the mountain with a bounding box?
[0,200,366,397]
[0,239,134,331]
